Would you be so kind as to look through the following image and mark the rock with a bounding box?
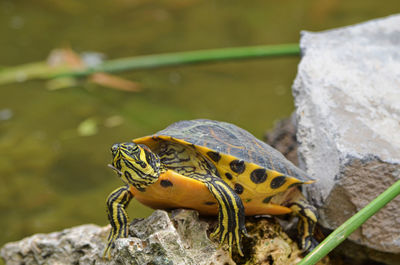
[0,224,109,265]
[241,217,308,265]
[1,209,326,265]
[293,13,400,256]
[334,239,400,265]
[112,210,230,265]
[263,118,400,265]
[264,114,299,166]
[0,210,227,265]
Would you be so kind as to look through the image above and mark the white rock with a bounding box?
[0,210,230,265]
[0,224,109,265]
[0,209,309,265]
[293,14,400,254]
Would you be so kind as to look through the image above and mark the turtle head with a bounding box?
[110,142,161,187]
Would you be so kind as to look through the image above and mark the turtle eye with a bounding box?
[111,143,120,152]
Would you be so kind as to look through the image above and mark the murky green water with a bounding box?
[0,0,399,250]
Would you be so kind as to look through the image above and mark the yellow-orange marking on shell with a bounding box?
[133,135,294,215]
[130,169,291,216]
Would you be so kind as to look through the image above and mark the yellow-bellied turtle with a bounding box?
[104,119,318,258]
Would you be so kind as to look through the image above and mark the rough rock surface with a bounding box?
[293,14,400,254]
[265,117,400,265]
[0,210,227,265]
[264,114,299,166]
[112,210,229,265]
[0,224,109,265]
[1,209,322,265]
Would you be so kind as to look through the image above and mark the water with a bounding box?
[0,0,399,249]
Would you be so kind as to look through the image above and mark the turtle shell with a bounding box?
[154,120,311,180]
[134,119,313,200]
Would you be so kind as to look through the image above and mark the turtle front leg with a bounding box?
[206,179,247,256]
[103,185,134,259]
[286,188,318,252]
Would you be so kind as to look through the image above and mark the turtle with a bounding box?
[103,119,318,258]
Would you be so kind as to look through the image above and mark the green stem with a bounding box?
[51,44,300,78]
[0,44,299,85]
[298,179,400,265]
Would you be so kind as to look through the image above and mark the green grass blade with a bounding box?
[298,179,400,265]
[0,44,300,86]
[51,44,300,78]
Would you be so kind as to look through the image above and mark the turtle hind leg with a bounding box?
[286,188,319,252]
[206,178,247,256]
[103,185,134,259]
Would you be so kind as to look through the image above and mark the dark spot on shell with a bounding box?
[263,196,272,203]
[160,179,173,188]
[270,176,287,189]
[245,198,252,203]
[204,201,216,205]
[230,160,245,174]
[207,151,221,162]
[234,183,244,194]
[225,172,233,180]
[250,168,267,184]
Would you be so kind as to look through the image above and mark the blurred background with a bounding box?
[1,0,399,250]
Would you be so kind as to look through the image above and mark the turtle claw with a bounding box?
[211,221,246,256]
[103,228,118,260]
[242,227,250,238]
[205,179,247,257]
[104,186,133,260]
[300,235,319,254]
[103,224,118,260]
[102,244,112,260]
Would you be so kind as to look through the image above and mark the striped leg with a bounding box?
[287,190,318,252]
[103,185,134,259]
[206,179,247,256]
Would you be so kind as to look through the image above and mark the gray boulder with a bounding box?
[264,114,299,166]
[0,210,230,265]
[1,209,311,265]
[0,224,109,265]
[112,210,229,265]
[293,13,400,255]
